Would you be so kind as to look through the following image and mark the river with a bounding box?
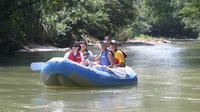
[0,41,200,112]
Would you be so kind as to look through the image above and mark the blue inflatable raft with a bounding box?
[40,57,137,87]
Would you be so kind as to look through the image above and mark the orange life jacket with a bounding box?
[68,51,82,63]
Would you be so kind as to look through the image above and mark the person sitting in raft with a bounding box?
[87,41,114,68]
[64,42,84,64]
[104,36,111,45]
[80,41,94,61]
[110,40,126,67]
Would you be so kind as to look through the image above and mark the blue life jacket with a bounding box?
[99,49,110,66]
[82,50,93,61]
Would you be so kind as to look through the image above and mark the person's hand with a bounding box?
[100,65,108,68]
[94,64,101,67]
[114,64,119,67]
[80,60,86,65]
[85,59,88,63]
[93,54,99,61]
[85,59,90,64]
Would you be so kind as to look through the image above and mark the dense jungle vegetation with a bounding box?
[0,0,199,53]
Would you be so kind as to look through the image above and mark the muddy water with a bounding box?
[0,41,199,112]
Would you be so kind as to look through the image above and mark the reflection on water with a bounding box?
[0,41,200,112]
[27,87,140,112]
[126,44,186,68]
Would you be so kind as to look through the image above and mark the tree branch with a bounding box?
[0,0,42,21]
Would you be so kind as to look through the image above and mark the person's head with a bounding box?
[98,41,107,51]
[104,36,111,44]
[80,41,88,51]
[110,40,118,51]
[71,42,80,52]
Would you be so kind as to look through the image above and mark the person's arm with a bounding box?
[88,50,94,57]
[80,52,85,65]
[107,52,114,68]
[64,52,70,59]
[93,54,99,61]
[85,51,101,66]
[88,50,96,61]
[80,52,84,61]
[116,62,125,67]
[87,60,99,65]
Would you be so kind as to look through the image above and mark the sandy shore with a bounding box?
[17,44,69,52]
[126,38,171,44]
[17,39,171,52]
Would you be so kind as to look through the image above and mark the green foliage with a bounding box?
[134,0,199,39]
[135,34,165,41]
[40,0,138,42]
[132,20,151,36]
[0,0,43,53]
[113,25,133,41]
[0,0,200,53]
[179,0,200,37]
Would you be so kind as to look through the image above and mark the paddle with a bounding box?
[30,62,46,71]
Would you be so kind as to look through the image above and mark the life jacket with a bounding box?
[82,50,90,59]
[68,51,82,63]
[82,50,94,62]
[113,50,120,65]
[114,58,120,64]
[113,50,125,67]
[99,49,110,66]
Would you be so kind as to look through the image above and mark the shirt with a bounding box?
[114,50,125,63]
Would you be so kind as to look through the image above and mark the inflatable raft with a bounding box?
[40,57,137,87]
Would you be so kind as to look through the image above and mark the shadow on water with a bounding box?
[0,51,66,67]
[43,82,138,90]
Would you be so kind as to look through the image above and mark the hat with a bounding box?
[72,43,80,47]
[99,41,106,45]
[110,40,119,45]
[80,41,87,45]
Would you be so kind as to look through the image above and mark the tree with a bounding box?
[0,0,43,53]
[134,0,198,38]
[179,0,200,37]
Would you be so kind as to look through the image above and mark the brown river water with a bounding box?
[0,40,200,112]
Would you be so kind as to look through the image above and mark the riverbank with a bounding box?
[17,44,69,52]
[121,35,171,46]
[17,38,171,53]
[126,38,170,45]
[16,36,98,53]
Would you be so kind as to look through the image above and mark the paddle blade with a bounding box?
[31,62,46,71]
